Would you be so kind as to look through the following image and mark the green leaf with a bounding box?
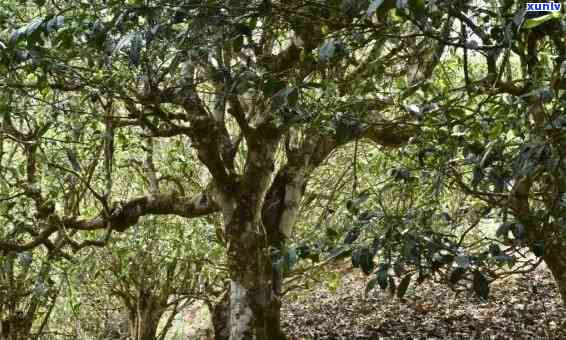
[346,192,369,213]
[262,78,286,97]
[287,88,299,107]
[454,255,470,269]
[325,227,340,241]
[522,12,561,29]
[367,0,385,17]
[533,240,544,257]
[450,267,466,285]
[366,276,378,294]
[409,0,425,14]
[326,271,341,293]
[26,17,44,37]
[319,39,336,62]
[473,271,490,299]
[402,238,418,263]
[359,247,374,275]
[512,223,525,240]
[233,35,244,52]
[397,274,411,299]
[72,302,82,314]
[9,28,25,46]
[493,254,515,267]
[284,247,298,271]
[55,29,74,49]
[376,263,388,289]
[343,227,360,244]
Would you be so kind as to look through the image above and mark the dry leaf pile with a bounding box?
[281,265,566,339]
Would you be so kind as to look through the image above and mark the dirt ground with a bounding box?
[181,263,566,339]
[281,264,566,339]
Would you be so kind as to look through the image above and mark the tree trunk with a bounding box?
[542,243,566,305]
[213,215,287,340]
[211,290,230,340]
[214,138,328,339]
[0,318,32,340]
[225,226,286,340]
[128,312,160,340]
[219,189,286,340]
[127,300,164,340]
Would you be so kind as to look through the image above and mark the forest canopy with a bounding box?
[0,0,565,339]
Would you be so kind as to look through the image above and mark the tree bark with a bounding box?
[211,290,230,340]
[224,214,286,340]
[214,135,335,340]
[212,192,289,340]
[542,243,566,305]
[126,298,165,340]
[0,317,32,340]
[512,165,566,306]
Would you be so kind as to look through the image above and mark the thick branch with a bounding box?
[0,188,219,253]
[67,189,220,232]
[362,121,417,147]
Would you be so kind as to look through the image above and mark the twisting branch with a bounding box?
[65,184,220,232]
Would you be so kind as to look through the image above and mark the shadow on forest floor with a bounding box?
[281,263,566,339]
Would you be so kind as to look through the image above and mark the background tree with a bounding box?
[44,216,224,340]
[103,217,223,340]
[0,249,59,340]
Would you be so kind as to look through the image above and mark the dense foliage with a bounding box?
[0,0,564,339]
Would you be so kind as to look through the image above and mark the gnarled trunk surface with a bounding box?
[543,243,566,305]
[225,216,286,340]
[213,225,286,340]
[212,135,333,339]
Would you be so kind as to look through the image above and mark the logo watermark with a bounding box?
[526,2,562,11]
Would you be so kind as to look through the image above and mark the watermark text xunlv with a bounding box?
[526,2,562,11]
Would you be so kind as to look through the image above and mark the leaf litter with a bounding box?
[281,263,565,339]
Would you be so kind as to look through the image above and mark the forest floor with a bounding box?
[281,262,566,339]
[182,262,566,339]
